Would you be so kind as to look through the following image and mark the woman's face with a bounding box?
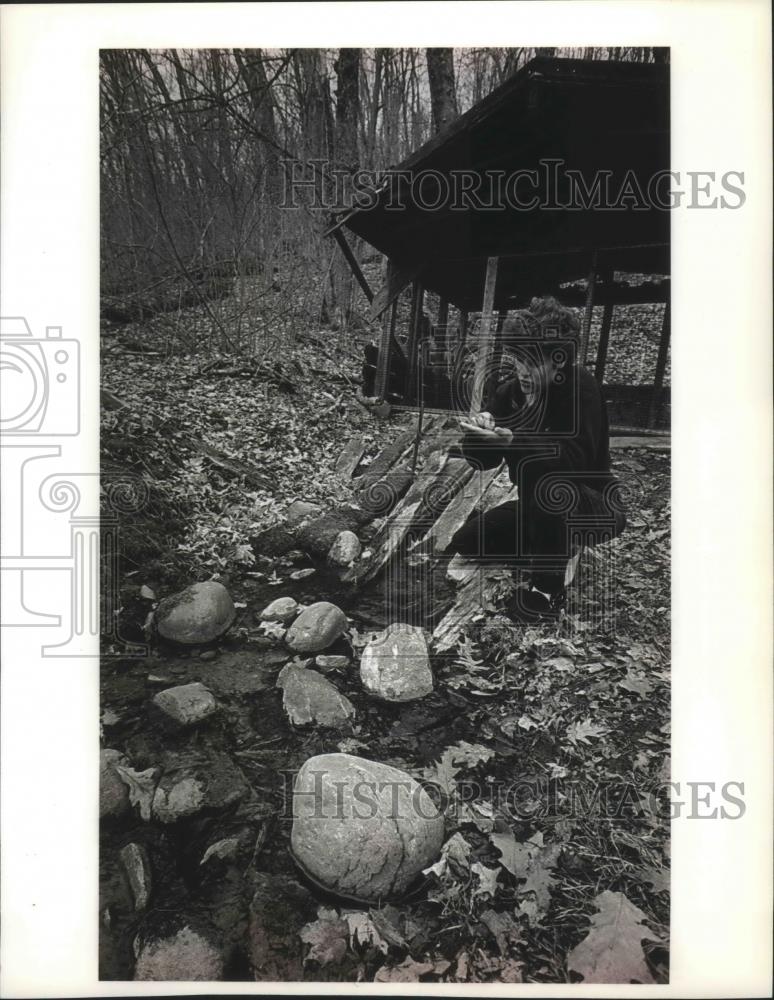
[514,356,543,402]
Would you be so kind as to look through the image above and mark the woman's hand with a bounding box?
[459,411,513,442]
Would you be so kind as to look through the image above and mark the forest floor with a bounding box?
[100,301,670,984]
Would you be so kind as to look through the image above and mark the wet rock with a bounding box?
[120,842,152,911]
[315,654,350,673]
[285,500,322,526]
[327,530,361,569]
[156,581,235,645]
[100,749,131,819]
[199,649,217,661]
[249,873,317,981]
[285,601,347,654]
[291,753,444,902]
[151,752,249,824]
[360,624,433,702]
[134,925,223,981]
[289,567,316,581]
[277,664,355,728]
[152,682,217,727]
[260,596,299,624]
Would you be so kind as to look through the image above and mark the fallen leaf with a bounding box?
[114,764,159,821]
[300,906,349,966]
[373,957,435,982]
[368,906,408,949]
[344,911,388,954]
[424,832,472,878]
[566,718,609,746]
[567,890,658,984]
[489,829,537,879]
[471,861,500,899]
[200,837,240,865]
[636,864,670,895]
[619,670,654,698]
[479,908,522,955]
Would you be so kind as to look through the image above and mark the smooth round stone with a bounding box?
[285,601,347,654]
[291,753,444,903]
[152,682,217,727]
[327,530,361,568]
[260,596,299,624]
[360,624,433,702]
[156,581,235,645]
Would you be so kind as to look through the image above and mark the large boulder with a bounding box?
[276,664,355,728]
[156,581,235,645]
[134,925,223,981]
[360,624,433,702]
[285,601,347,654]
[259,596,299,625]
[151,682,217,727]
[100,748,131,819]
[291,753,444,902]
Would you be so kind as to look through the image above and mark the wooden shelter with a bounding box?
[328,56,671,430]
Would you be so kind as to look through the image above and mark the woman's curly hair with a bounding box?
[502,296,581,342]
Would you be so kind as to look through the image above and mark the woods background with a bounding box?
[100,46,666,353]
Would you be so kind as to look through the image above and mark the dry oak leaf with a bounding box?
[567,890,658,984]
[300,906,349,966]
[374,957,450,982]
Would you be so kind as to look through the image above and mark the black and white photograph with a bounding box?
[0,3,771,997]
[97,43,673,984]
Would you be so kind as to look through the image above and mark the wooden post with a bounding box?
[436,297,450,369]
[594,268,615,383]
[375,299,397,400]
[648,300,671,428]
[330,227,373,303]
[469,256,499,416]
[406,280,424,405]
[579,252,598,366]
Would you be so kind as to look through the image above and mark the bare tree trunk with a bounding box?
[329,48,361,328]
[426,48,459,134]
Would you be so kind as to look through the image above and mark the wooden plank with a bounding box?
[469,257,499,415]
[432,567,513,652]
[425,464,503,553]
[331,227,373,303]
[648,300,671,428]
[334,438,367,479]
[368,260,423,321]
[358,448,450,584]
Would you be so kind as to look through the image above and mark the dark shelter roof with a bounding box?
[339,57,670,311]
